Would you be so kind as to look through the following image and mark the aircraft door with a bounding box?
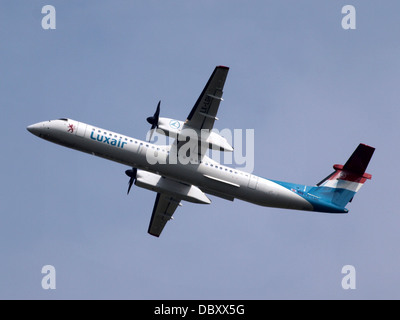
[75,122,87,138]
[248,175,258,189]
[66,120,85,137]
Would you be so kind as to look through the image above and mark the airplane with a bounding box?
[27,65,375,237]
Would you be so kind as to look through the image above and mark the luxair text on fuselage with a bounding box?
[90,131,128,149]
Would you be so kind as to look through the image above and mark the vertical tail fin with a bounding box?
[313,143,375,208]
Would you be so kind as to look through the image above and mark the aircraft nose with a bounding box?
[27,123,43,136]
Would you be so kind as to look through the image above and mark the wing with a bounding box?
[148,193,181,237]
[185,65,229,131]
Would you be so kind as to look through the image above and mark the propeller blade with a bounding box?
[125,168,137,195]
[146,100,161,130]
[127,177,134,195]
[148,128,155,142]
[155,100,160,115]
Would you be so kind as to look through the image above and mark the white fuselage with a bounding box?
[27,119,313,211]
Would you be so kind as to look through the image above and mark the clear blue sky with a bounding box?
[1,1,400,299]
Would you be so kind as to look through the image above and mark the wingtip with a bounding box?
[217,65,229,70]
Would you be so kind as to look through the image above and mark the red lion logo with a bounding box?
[67,124,74,133]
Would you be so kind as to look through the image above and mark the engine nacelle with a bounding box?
[156,117,233,152]
[157,117,185,137]
[135,170,211,204]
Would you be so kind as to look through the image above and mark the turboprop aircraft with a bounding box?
[27,66,375,237]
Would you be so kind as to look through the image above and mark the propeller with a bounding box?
[146,100,161,141]
[125,168,137,195]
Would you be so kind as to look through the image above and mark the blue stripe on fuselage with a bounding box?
[309,186,355,209]
[270,180,348,213]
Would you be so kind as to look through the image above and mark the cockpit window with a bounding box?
[58,118,68,121]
